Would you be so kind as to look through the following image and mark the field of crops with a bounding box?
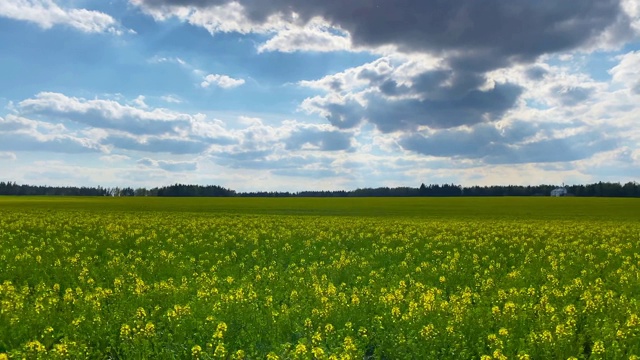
[1,197,639,359]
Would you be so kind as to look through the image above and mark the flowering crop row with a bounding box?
[0,207,639,359]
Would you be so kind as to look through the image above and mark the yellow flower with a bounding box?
[564,304,576,316]
[53,343,69,356]
[391,306,401,317]
[592,341,605,355]
[72,315,85,326]
[136,307,147,319]
[217,322,228,332]
[295,343,307,355]
[312,331,323,344]
[325,324,335,333]
[214,342,227,358]
[25,340,46,353]
[540,330,554,343]
[120,324,132,339]
[351,294,360,305]
[343,336,356,352]
[420,324,435,339]
[498,328,509,336]
[266,352,280,360]
[312,347,325,358]
[493,349,507,360]
[0,353,8,360]
[191,345,202,358]
[144,322,156,337]
[503,302,516,314]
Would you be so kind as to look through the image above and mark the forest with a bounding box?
[1,181,640,197]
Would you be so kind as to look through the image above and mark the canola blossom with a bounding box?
[0,198,640,359]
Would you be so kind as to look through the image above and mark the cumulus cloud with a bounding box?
[18,92,193,136]
[137,158,198,172]
[300,56,523,132]
[0,115,103,153]
[257,17,352,53]
[131,1,355,53]
[133,0,638,140]
[132,0,633,59]
[610,51,640,94]
[399,121,618,164]
[201,74,246,89]
[285,127,352,151]
[0,0,127,34]
[104,134,211,155]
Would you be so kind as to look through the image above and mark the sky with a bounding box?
[1,0,640,192]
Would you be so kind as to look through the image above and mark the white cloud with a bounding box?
[0,114,105,153]
[201,74,245,89]
[100,154,131,163]
[0,152,17,161]
[18,92,194,135]
[622,0,640,34]
[14,92,241,151]
[131,1,285,34]
[0,0,126,35]
[609,51,640,94]
[257,17,352,53]
[132,95,149,109]
[148,56,187,66]
[137,158,198,172]
[161,95,182,104]
[131,1,374,54]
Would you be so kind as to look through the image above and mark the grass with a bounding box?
[1,196,639,221]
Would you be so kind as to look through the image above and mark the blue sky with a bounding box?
[1,0,639,191]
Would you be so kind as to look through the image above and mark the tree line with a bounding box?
[2,181,640,197]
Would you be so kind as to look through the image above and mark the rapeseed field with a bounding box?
[0,197,639,359]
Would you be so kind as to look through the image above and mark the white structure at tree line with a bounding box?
[551,184,568,197]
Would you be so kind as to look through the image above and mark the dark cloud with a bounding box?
[484,136,617,164]
[138,0,632,67]
[104,135,210,154]
[552,86,595,106]
[525,66,548,81]
[138,1,633,133]
[400,124,505,158]
[400,121,617,163]
[324,101,365,129]
[285,128,352,151]
[321,81,522,132]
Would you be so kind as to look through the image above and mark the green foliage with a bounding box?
[1,196,639,220]
[0,198,639,359]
